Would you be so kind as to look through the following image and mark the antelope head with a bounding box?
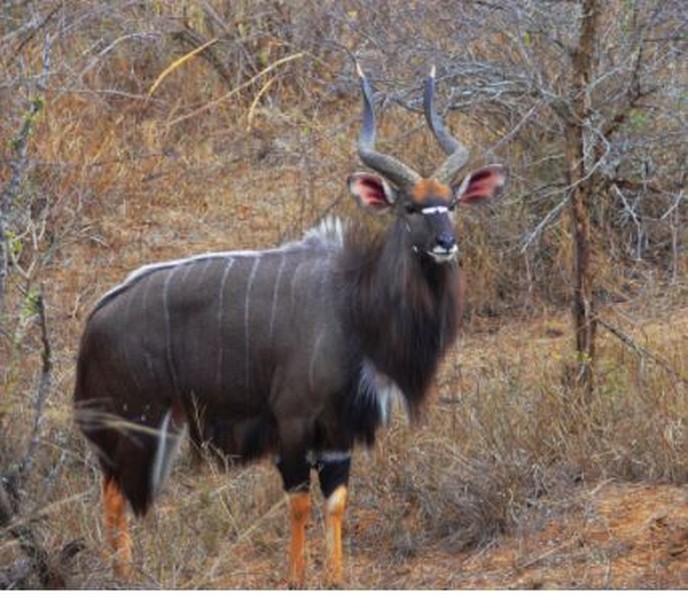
[348,64,506,263]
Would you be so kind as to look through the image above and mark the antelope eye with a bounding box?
[405,203,419,215]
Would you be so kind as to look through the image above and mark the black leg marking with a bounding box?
[277,454,311,493]
[317,454,351,499]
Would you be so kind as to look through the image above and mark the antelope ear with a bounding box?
[454,165,506,205]
[348,172,396,213]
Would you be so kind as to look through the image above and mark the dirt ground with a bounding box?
[205,481,688,589]
[376,482,688,589]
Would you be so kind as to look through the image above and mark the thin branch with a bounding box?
[168,51,305,127]
[17,291,53,478]
[597,317,688,386]
[520,193,571,253]
[611,183,643,260]
[0,32,51,320]
[148,36,219,99]
[659,189,684,221]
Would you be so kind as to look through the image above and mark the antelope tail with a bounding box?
[150,409,187,499]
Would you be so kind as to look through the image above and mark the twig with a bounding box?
[597,317,688,385]
[147,36,219,99]
[612,183,643,260]
[519,193,571,253]
[18,290,53,477]
[169,52,304,126]
[246,75,277,131]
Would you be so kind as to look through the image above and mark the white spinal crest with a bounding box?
[304,215,347,248]
[94,217,348,311]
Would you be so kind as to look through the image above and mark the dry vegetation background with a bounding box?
[1,0,687,590]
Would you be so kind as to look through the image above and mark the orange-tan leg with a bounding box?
[103,477,132,578]
[287,491,311,588]
[324,485,347,586]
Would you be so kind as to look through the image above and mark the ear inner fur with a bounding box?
[348,173,395,211]
[456,165,506,205]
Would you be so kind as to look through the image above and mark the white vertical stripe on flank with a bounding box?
[163,266,180,393]
[216,258,235,393]
[140,266,154,312]
[177,260,195,288]
[139,274,158,383]
[308,328,326,391]
[244,256,261,390]
[269,252,287,340]
[289,260,303,309]
[123,284,143,392]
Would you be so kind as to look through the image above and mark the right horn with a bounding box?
[355,63,421,189]
[424,66,470,185]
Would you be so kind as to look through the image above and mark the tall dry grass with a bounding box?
[6,307,682,588]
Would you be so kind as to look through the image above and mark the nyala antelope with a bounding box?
[74,64,506,587]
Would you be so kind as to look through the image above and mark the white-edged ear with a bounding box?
[453,164,507,205]
[347,172,396,213]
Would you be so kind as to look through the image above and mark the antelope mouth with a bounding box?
[428,245,458,263]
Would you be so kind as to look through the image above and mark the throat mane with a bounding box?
[344,223,460,415]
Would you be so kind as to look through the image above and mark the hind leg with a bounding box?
[103,477,132,578]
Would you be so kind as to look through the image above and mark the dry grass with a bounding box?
[2,306,685,589]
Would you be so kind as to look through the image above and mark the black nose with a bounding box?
[436,231,456,250]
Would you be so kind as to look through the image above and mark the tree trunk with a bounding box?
[565,0,601,402]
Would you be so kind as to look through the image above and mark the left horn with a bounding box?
[424,66,469,184]
[356,63,421,189]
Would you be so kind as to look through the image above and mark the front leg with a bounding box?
[317,452,351,586]
[277,452,311,588]
[287,490,311,587]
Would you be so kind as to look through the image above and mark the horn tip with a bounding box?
[429,64,437,79]
[355,62,365,80]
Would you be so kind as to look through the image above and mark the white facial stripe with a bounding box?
[421,206,449,215]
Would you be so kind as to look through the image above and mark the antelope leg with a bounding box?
[287,490,311,587]
[318,453,351,586]
[103,477,132,578]
[277,445,311,588]
[324,485,347,585]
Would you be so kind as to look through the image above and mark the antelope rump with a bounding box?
[73,64,506,587]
